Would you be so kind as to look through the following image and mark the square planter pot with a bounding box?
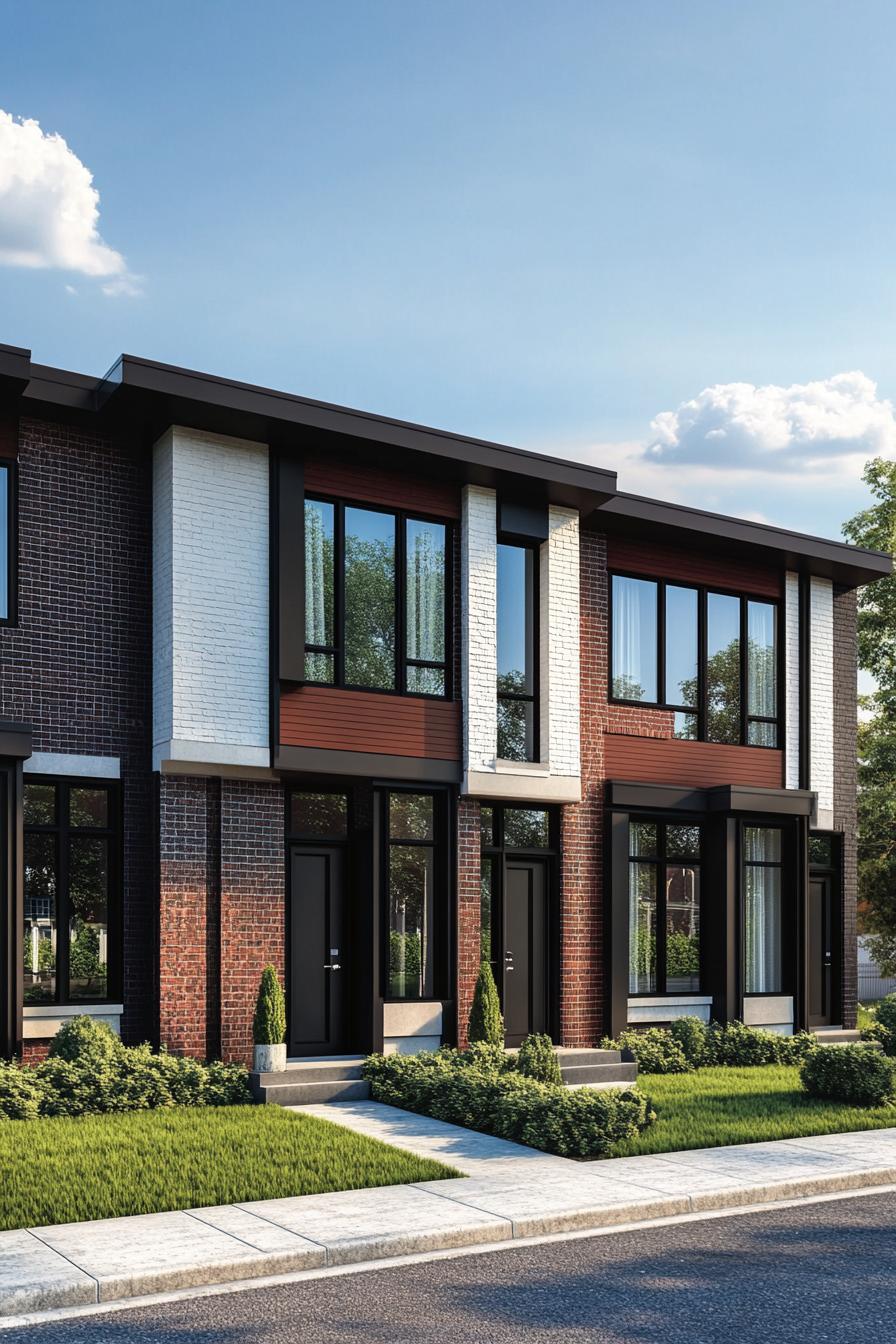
[254,1043,287,1074]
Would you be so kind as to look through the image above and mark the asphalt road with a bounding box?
[9,1191,896,1343]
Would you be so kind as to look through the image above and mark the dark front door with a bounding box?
[808,875,836,1027]
[503,858,548,1047]
[290,846,346,1056]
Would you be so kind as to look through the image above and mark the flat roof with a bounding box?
[3,341,891,587]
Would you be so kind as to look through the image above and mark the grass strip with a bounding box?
[0,1104,457,1230]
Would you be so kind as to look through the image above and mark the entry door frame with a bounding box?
[287,842,349,1057]
[0,745,28,1061]
[502,855,551,1047]
[807,846,841,1030]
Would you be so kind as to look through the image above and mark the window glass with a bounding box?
[24,782,56,826]
[70,788,109,828]
[388,845,434,998]
[344,507,395,689]
[497,544,536,761]
[744,826,783,994]
[673,711,698,740]
[304,499,335,683]
[290,791,347,837]
[665,586,698,707]
[503,808,549,849]
[405,519,445,693]
[0,465,7,621]
[68,837,108,1000]
[480,856,495,964]
[629,862,657,993]
[23,833,56,1003]
[809,834,833,867]
[744,826,781,863]
[480,805,495,848]
[747,601,776,744]
[666,865,700,992]
[666,825,700,860]
[629,822,658,858]
[706,592,741,744]
[612,576,657,701]
[389,793,434,841]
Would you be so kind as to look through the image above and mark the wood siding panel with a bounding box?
[304,455,460,518]
[604,733,783,789]
[280,686,461,760]
[606,537,781,599]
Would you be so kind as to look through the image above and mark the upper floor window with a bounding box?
[610,574,778,748]
[0,462,12,624]
[497,542,537,760]
[304,498,448,697]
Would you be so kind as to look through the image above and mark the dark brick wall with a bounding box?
[833,586,858,1030]
[1,418,153,1046]
[455,797,481,1048]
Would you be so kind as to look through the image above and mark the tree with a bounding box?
[844,459,896,973]
[468,961,504,1046]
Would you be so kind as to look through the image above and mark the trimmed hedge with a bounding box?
[602,1019,817,1074]
[800,1044,896,1108]
[517,1033,563,1085]
[362,1048,654,1158]
[0,1017,252,1121]
[862,994,896,1057]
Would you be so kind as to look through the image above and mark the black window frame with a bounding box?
[627,818,703,998]
[380,785,451,1003]
[741,820,791,998]
[303,495,452,699]
[0,460,16,627]
[480,804,557,983]
[608,572,781,749]
[22,776,122,1008]
[496,538,540,762]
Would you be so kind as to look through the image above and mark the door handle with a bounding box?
[324,963,341,971]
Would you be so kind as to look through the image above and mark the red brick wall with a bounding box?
[456,797,481,1048]
[158,776,213,1056]
[2,418,154,1046]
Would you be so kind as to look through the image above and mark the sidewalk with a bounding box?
[2,1103,895,1324]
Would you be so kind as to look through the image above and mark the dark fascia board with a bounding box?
[275,743,461,784]
[0,345,32,396]
[607,779,814,817]
[0,721,33,760]
[594,491,892,590]
[94,354,617,509]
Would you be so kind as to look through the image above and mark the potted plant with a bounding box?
[252,964,287,1073]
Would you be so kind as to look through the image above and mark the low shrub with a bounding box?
[601,1028,691,1074]
[800,1044,896,1108]
[669,1016,709,1068]
[517,1033,562,1085]
[869,994,896,1056]
[0,1017,252,1121]
[363,1049,654,1158]
[468,962,504,1047]
[706,1021,816,1068]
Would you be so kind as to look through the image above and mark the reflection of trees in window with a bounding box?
[387,794,437,999]
[628,822,701,995]
[497,544,536,760]
[304,500,335,683]
[345,509,395,690]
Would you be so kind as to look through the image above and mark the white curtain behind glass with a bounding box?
[613,577,656,701]
[305,504,328,646]
[407,525,443,662]
[744,828,782,993]
[747,602,776,718]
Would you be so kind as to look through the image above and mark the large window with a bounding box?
[304,498,448,696]
[611,574,778,748]
[23,780,119,1006]
[0,462,12,624]
[497,543,537,761]
[629,821,701,995]
[744,826,783,994]
[386,792,439,999]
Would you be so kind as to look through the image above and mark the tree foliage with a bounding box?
[468,960,504,1047]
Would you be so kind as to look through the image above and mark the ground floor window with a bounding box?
[23,778,120,1005]
[629,821,701,995]
[386,792,440,999]
[743,825,783,994]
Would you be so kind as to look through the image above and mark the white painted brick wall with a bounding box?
[461,486,497,773]
[152,426,270,769]
[810,576,834,827]
[784,571,800,790]
[541,506,581,778]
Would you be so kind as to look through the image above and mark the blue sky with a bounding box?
[2,1,896,541]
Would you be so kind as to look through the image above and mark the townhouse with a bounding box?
[0,342,889,1064]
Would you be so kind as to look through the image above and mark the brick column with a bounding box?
[158,775,214,1057]
[219,779,286,1064]
[456,797,481,1048]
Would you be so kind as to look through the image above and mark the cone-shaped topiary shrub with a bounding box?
[253,965,286,1046]
[468,961,504,1047]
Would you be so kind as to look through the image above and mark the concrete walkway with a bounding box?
[2,1103,895,1323]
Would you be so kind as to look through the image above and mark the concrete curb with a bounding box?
[3,1161,896,1321]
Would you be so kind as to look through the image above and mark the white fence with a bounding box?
[858,937,896,1002]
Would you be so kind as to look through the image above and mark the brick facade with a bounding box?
[455,797,481,1048]
[833,587,859,1030]
[2,418,154,1047]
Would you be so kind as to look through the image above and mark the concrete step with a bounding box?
[254,1058,366,1087]
[255,1078,371,1106]
[554,1049,625,1069]
[812,1028,867,1046]
[560,1062,639,1086]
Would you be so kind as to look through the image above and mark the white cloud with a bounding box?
[646,372,896,473]
[0,110,140,295]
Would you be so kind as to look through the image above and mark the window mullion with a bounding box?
[335,502,345,687]
[57,791,70,1006]
[740,596,749,746]
[657,581,666,707]
[396,513,405,694]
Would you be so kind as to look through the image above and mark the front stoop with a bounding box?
[812,1027,864,1046]
[252,1057,370,1106]
[555,1048,638,1088]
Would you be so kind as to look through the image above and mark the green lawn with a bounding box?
[0,1105,458,1231]
[608,1066,896,1158]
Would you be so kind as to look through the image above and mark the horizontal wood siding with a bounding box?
[604,733,784,788]
[280,686,461,760]
[606,537,781,599]
[304,455,460,518]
